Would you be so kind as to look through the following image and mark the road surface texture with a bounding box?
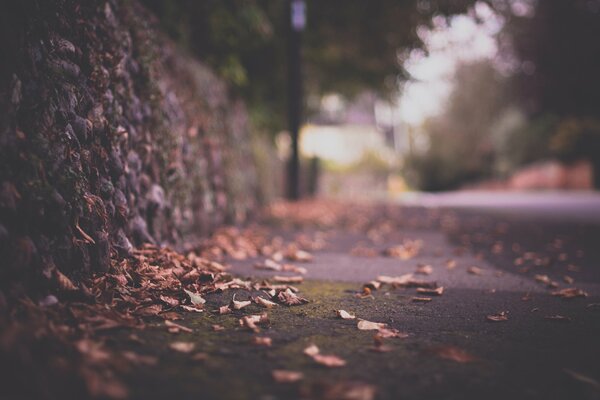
[100,193,600,400]
[8,194,594,400]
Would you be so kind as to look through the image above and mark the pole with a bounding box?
[286,0,305,200]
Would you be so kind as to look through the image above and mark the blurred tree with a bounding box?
[140,0,478,133]
[404,60,508,190]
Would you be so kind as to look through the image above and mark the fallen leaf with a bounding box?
[377,328,409,339]
[376,274,414,286]
[252,336,272,346]
[416,286,444,296]
[218,305,232,314]
[160,295,179,307]
[357,319,387,330]
[432,346,477,363]
[254,259,282,271]
[169,341,195,353]
[312,353,347,367]
[273,275,304,284]
[240,313,269,332]
[551,287,588,299]
[336,310,356,320]
[272,370,304,383]
[486,311,509,322]
[165,320,193,333]
[254,296,278,308]
[180,304,203,313]
[231,294,252,310]
[184,289,206,306]
[304,344,320,357]
[55,269,78,291]
[286,248,313,262]
[467,266,483,275]
[563,275,574,285]
[277,288,309,306]
[412,297,432,302]
[282,264,308,274]
[212,324,225,331]
[534,274,551,285]
[363,281,382,291]
[122,351,158,366]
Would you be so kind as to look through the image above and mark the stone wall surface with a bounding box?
[0,0,259,293]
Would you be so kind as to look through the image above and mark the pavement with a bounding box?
[121,193,600,400]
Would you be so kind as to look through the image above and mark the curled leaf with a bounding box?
[231,294,252,310]
[277,288,309,306]
[254,296,278,309]
[336,310,356,320]
[486,311,509,322]
[184,289,206,305]
[357,319,387,330]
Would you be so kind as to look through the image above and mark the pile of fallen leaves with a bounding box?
[0,235,314,399]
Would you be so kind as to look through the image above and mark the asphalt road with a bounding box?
[124,193,600,400]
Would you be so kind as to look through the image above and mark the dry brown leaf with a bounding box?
[286,248,313,262]
[534,274,551,285]
[303,344,320,357]
[231,294,252,310]
[272,370,304,383]
[467,266,483,275]
[551,287,588,299]
[277,288,309,306]
[218,305,232,314]
[55,269,78,291]
[563,275,574,285]
[416,286,444,296]
[212,324,225,331]
[312,353,347,367]
[254,296,278,308]
[486,311,509,322]
[433,346,477,363]
[165,320,193,333]
[377,328,409,339]
[273,275,304,284]
[159,295,179,307]
[282,264,308,274]
[240,313,269,332]
[363,280,382,291]
[180,304,203,313]
[412,297,432,302]
[254,259,282,271]
[357,319,387,330]
[184,289,206,305]
[169,341,195,353]
[336,310,356,320]
[376,274,414,286]
[252,336,272,346]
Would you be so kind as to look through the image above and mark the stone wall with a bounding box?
[0,0,259,293]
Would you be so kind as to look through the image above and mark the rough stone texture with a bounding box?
[0,0,258,293]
